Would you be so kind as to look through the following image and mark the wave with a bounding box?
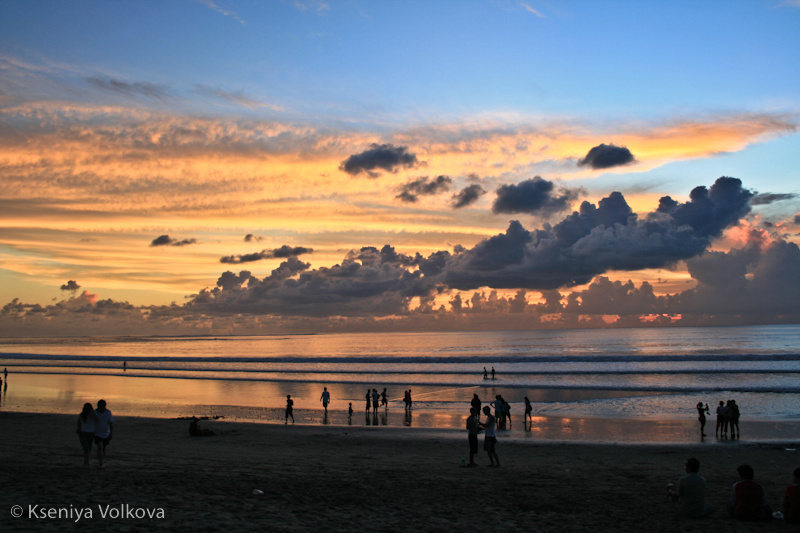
[3,352,800,364]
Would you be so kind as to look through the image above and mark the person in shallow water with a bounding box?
[696,402,710,437]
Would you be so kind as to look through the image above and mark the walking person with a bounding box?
[380,388,388,409]
[76,402,95,467]
[285,395,294,424]
[482,406,499,467]
[524,397,533,422]
[320,387,330,413]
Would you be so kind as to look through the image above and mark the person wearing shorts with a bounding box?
[482,406,499,467]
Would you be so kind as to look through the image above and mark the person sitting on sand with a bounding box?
[482,406,499,467]
[668,457,714,518]
[727,464,772,521]
[782,468,800,524]
[94,399,114,468]
[76,402,95,466]
[189,416,216,436]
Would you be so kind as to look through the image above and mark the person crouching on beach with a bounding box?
[76,403,95,467]
[94,399,114,469]
[482,406,499,467]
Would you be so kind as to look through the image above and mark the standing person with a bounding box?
[716,401,728,438]
[524,397,533,421]
[407,389,412,410]
[94,399,114,469]
[285,395,294,424]
[380,388,388,409]
[471,394,482,415]
[483,367,488,380]
[696,402,710,437]
[348,402,353,421]
[320,387,330,413]
[491,367,496,380]
[465,407,482,467]
[76,403,95,467]
[371,388,379,414]
[727,464,772,521]
[481,406,499,467]
[667,457,714,518]
[728,399,740,438]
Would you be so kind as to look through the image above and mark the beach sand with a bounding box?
[2,412,799,532]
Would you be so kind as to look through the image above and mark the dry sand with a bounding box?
[1,411,799,532]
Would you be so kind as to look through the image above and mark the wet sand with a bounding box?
[2,411,799,532]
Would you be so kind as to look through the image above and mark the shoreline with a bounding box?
[2,411,800,532]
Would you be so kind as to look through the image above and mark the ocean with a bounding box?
[1,324,799,442]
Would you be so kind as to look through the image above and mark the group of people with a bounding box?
[695,399,741,438]
[364,388,389,413]
[465,405,499,467]
[669,457,800,524]
[75,399,114,468]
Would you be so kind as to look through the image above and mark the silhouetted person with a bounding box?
[524,397,533,421]
[123,361,127,372]
[465,407,482,467]
[491,367,495,380]
[668,457,714,518]
[482,406,499,467]
[348,402,353,421]
[728,399,740,438]
[471,394,481,415]
[366,390,371,411]
[371,388,379,414]
[320,387,330,413]
[696,402,710,437]
[483,367,488,379]
[716,401,728,438]
[381,388,388,409]
[76,402,95,466]
[727,464,772,521]
[285,395,294,424]
[94,399,114,469]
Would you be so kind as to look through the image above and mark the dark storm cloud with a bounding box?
[396,175,452,203]
[750,192,798,205]
[577,143,636,169]
[60,280,80,291]
[492,177,580,216]
[339,143,419,178]
[452,184,487,208]
[86,76,171,101]
[220,245,313,264]
[150,235,198,247]
[445,177,754,290]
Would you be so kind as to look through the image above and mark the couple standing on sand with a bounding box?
[76,399,114,468]
[465,405,500,468]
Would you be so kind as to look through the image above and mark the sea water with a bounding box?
[1,325,799,429]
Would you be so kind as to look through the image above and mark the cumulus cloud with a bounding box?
[446,177,754,290]
[577,143,636,169]
[86,76,171,101]
[452,184,487,208]
[60,280,81,292]
[340,143,419,178]
[492,177,581,217]
[150,235,198,247]
[244,234,262,242]
[396,175,452,203]
[220,245,313,264]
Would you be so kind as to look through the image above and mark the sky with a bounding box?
[1,0,799,336]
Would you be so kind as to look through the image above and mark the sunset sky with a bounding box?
[1,0,799,335]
